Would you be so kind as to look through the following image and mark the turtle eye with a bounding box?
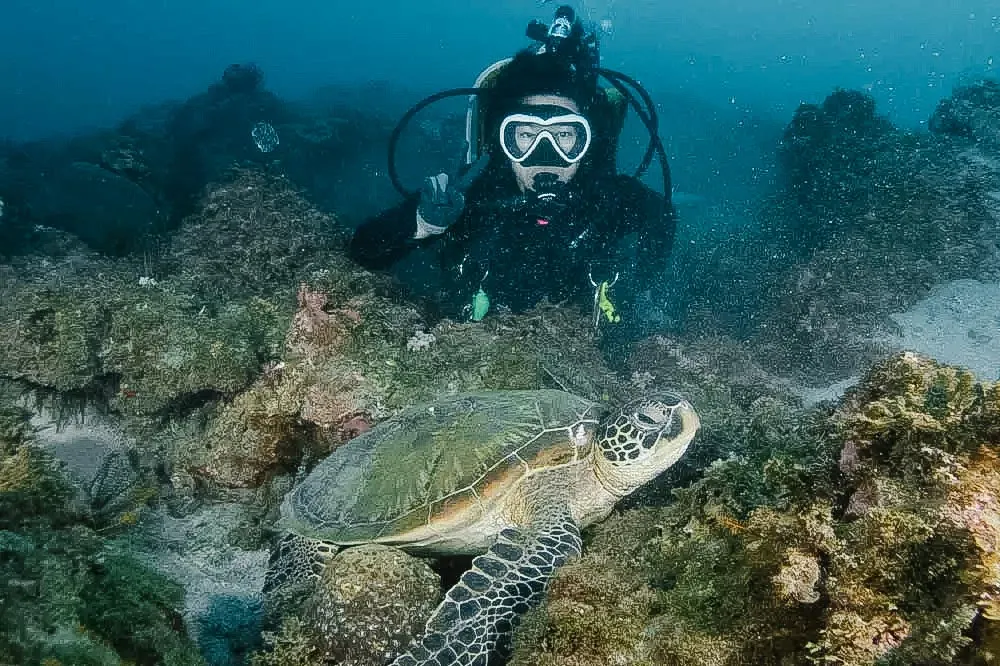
[634,412,660,428]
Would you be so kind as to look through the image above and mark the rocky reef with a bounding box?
[929,78,1000,150]
[0,394,205,665]
[677,85,1000,384]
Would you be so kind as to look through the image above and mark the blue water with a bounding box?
[3,0,996,141]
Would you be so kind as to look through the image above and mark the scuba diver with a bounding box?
[348,4,676,344]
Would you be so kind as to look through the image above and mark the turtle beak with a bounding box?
[651,398,700,470]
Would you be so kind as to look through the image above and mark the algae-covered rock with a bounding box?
[510,352,1000,666]
[0,392,205,666]
[0,245,287,415]
[813,352,1000,665]
[163,167,353,305]
[509,508,666,666]
[0,526,208,666]
[510,389,836,665]
[0,166,369,421]
[0,256,110,392]
[929,78,1000,149]
[366,300,623,410]
[755,130,1000,381]
[181,382,311,488]
[102,292,283,414]
[0,403,73,528]
[678,87,1000,383]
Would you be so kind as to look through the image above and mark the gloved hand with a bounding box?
[414,155,489,239]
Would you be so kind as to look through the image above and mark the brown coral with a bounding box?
[773,548,822,605]
[187,379,309,488]
[286,283,363,363]
[302,544,441,665]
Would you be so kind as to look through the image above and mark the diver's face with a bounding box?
[503,94,587,194]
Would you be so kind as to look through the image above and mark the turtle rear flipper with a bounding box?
[392,509,582,665]
[262,532,339,622]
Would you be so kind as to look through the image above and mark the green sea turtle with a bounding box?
[264,388,699,665]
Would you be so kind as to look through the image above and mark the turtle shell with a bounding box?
[278,389,601,545]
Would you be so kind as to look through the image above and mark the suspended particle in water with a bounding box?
[252,121,280,153]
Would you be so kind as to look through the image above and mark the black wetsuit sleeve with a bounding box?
[347,194,421,270]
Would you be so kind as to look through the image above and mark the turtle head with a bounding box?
[593,393,700,496]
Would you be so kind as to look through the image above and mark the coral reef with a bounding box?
[10,74,1000,666]
[508,351,1000,666]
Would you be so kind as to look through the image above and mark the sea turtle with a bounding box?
[264,388,699,665]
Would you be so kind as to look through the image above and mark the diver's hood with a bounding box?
[464,59,627,169]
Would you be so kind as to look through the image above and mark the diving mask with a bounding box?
[499,105,592,167]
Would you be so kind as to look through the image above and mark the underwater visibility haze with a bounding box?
[2,1,1000,665]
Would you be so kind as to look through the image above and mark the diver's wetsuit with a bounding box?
[349,161,676,332]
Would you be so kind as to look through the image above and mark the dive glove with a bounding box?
[414,155,488,239]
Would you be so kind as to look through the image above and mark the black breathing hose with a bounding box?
[598,68,659,176]
[386,87,486,197]
[597,68,672,197]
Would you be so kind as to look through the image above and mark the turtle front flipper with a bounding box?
[262,532,339,621]
[391,511,583,666]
